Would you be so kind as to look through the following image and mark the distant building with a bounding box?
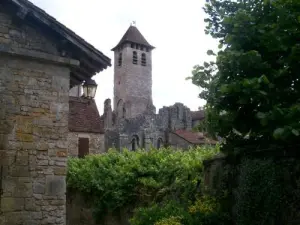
[101,25,216,151]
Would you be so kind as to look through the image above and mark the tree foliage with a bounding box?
[188,0,300,153]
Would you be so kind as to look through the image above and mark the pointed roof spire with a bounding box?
[111,24,154,51]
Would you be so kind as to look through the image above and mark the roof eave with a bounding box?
[9,0,112,70]
[111,38,155,51]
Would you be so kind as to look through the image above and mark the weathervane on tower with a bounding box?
[131,21,136,26]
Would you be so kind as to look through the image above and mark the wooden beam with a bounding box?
[71,71,88,83]
[80,57,103,74]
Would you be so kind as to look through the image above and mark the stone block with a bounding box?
[11,166,30,177]
[54,167,67,176]
[12,180,32,197]
[1,197,24,212]
[25,198,36,211]
[33,182,45,194]
[16,151,29,166]
[45,175,66,196]
[16,133,33,142]
[48,149,67,157]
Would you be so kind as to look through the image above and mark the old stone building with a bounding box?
[103,25,215,151]
[0,0,110,225]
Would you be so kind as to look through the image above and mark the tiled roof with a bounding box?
[191,110,205,121]
[112,25,154,50]
[173,130,217,145]
[69,97,104,133]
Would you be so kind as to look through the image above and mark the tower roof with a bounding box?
[112,25,155,51]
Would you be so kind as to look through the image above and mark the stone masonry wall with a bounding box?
[113,43,153,118]
[0,8,70,225]
[68,132,105,157]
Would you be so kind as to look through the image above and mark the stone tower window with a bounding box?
[131,43,134,48]
[133,51,138,64]
[141,53,146,66]
[118,52,122,66]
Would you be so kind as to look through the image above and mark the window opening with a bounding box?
[118,52,122,66]
[141,53,146,66]
[133,51,138,64]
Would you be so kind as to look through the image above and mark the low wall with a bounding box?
[203,151,300,224]
[66,191,133,225]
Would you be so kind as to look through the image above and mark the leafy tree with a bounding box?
[188,0,300,154]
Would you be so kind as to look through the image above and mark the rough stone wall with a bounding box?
[168,103,192,131]
[0,8,70,225]
[168,132,194,149]
[105,113,165,151]
[113,43,153,118]
[67,192,133,225]
[68,132,105,157]
[0,7,59,56]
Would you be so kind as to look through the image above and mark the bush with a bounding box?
[67,146,219,222]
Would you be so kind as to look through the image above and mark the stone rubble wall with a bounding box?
[0,7,70,225]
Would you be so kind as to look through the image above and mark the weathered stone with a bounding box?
[25,198,36,211]
[1,197,24,212]
[13,180,32,197]
[54,167,67,175]
[16,151,29,166]
[11,166,30,177]
[45,175,66,196]
[33,182,45,194]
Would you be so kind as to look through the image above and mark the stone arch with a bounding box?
[131,135,139,151]
[157,138,164,149]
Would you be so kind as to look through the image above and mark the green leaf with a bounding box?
[292,129,299,136]
[256,112,266,119]
[207,50,215,56]
[273,128,285,139]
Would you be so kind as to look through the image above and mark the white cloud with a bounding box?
[30,0,218,114]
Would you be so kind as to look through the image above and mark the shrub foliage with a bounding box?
[67,146,221,223]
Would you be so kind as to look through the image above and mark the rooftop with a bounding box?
[112,25,154,51]
[5,0,111,87]
[69,97,104,134]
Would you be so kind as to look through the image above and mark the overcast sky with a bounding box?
[30,0,218,114]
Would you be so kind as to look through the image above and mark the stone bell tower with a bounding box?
[112,23,155,119]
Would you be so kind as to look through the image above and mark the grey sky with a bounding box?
[30,0,218,114]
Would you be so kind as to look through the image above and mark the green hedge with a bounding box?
[67,146,220,223]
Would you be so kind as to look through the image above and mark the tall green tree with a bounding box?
[188,0,300,154]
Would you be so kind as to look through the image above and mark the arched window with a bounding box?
[131,43,134,48]
[131,135,139,151]
[141,53,146,66]
[157,138,163,149]
[133,51,138,64]
[118,52,122,66]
